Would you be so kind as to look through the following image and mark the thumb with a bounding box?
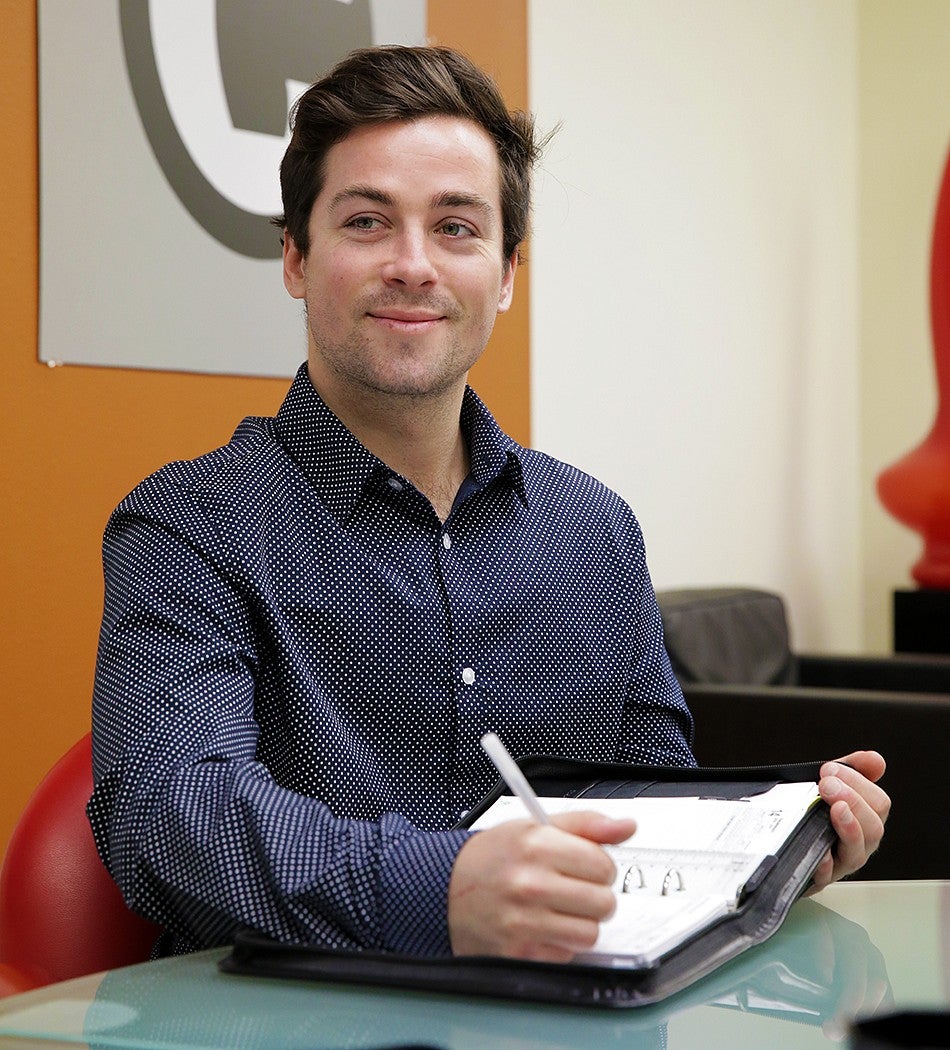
[552,810,637,846]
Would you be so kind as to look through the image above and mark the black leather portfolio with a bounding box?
[220,757,835,1008]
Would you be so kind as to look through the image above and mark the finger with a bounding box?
[827,751,886,785]
[533,827,617,886]
[540,875,618,923]
[553,810,637,846]
[494,899,606,959]
[822,762,891,825]
[820,772,888,856]
[827,798,873,878]
[531,909,604,953]
[528,824,618,885]
[501,848,617,916]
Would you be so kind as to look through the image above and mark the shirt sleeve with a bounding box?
[613,513,697,768]
[88,507,470,957]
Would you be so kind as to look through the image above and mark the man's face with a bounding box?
[283,116,517,407]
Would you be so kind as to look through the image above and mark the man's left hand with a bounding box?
[808,750,890,892]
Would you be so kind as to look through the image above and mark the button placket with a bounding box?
[436,516,479,768]
[440,531,470,684]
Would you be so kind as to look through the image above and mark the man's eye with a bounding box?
[347,216,382,231]
[441,221,474,238]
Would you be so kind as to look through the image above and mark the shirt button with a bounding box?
[387,477,403,492]
[461,667,476,685]
[442,533,452,550]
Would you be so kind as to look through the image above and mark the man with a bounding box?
[89,46,889,964]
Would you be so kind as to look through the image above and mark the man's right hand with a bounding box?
[446,812,636,962]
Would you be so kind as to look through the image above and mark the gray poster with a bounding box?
[38,0,426,377]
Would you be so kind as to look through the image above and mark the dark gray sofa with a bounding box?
[656,587,950,880]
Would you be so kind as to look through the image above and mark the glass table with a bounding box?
[0,881,946,1049]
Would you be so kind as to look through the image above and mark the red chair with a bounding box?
[0,733,161,997]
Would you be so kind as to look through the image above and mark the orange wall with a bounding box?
[0,2,528,859]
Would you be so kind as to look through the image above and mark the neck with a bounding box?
[308,365,470,522]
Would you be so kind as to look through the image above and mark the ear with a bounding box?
[282,232,307,299]
[497,251,518,314]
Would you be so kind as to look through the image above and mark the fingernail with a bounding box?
[824,775,843,797]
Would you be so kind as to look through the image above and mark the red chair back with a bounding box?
[0,733,161,994]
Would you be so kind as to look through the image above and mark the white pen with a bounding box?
[480,732,551,825]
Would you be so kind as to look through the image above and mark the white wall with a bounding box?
[529,0,861,650]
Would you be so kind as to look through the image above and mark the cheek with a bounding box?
[326,262,365,303]
[306,268,356,318]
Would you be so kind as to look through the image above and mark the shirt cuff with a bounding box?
[378,826,473,956]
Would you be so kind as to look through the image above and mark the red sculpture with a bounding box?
[878,147,950,588]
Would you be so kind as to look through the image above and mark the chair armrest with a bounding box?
[681,682,950,881]
[0,962,48,999]
[797,652,950,694]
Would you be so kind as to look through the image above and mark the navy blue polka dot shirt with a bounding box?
[89,364,694,957]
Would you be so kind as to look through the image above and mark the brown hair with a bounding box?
[274,46,544,263]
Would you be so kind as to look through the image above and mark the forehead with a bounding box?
[318,116,503,209]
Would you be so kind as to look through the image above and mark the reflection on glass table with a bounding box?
[0,881,946,1050]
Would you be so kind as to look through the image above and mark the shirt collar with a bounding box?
[460,385,527,505]
[274,364,528,520]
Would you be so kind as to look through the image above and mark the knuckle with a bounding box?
[498,915,559,961]
[599,887,619,920]
[597,855,617,884]
[519,827,549,864]
[602,883,619,910]
[573,919,601,951]
[508,866,544,905]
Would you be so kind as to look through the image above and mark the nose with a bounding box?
[381,227,438,289]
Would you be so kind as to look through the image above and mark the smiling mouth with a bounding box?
[367,311,445,330]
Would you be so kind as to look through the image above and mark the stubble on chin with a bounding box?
[312,326,481,403]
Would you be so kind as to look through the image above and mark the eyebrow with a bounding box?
[329,185,396,211]
[329,186,495,217]
[431,191,494,216]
